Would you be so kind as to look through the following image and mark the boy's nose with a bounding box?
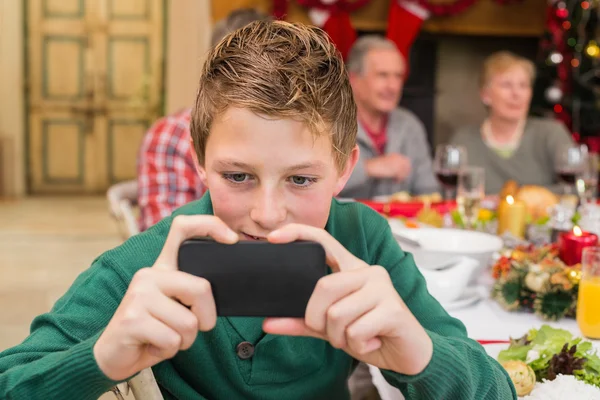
[249,191,287,231]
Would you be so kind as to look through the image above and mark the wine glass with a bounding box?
[576,152,599,205]
[457,167,485,229]
[556,144,587,196]
[434,145,467,201]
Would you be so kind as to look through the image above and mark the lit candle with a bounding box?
[497,195,527,238]
[558,226,599,266]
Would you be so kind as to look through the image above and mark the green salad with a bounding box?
[498,325,600,388]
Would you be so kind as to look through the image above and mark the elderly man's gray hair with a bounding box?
[346,35,399,74]
[210,8,272,47]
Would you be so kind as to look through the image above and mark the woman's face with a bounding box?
[481,65,532,121]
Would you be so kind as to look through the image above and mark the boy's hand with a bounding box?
[93,215,238,381]
[263,224,433,376]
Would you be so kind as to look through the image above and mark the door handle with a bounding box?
[69,105,107,115]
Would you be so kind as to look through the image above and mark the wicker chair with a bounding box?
[108,368,163,400]
[106,180,140,240]
[106,180,163,399]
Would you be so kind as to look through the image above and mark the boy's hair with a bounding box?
[210,8,272,47]
[480,51,536,89]
[192,20,357,170]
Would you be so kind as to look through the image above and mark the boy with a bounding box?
[0,21,516,399]
[137,8,271,232]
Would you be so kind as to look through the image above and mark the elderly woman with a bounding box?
[450,51,575,194]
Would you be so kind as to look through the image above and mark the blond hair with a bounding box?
[192,20,357,170]
[480,51,536,88]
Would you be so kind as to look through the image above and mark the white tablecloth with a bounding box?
[370,294,598,400]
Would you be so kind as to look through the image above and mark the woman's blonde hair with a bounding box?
[192,20,357,170]
[480,51,536,89]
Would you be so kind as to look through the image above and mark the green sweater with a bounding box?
[0,194,516,399]
[450,117,574,195]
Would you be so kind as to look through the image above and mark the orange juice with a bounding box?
[577,277,600,339]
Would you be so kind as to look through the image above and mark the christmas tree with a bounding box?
[531,0,600,148]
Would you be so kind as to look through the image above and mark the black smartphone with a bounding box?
[177,238,327,317]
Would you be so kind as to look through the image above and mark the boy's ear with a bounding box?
[333,145,360,196]
[197,165,207,186]
[190,138,208,186]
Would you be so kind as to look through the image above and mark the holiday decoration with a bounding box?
[531,0,600,143]
[545,85,564,103]
[273,0,290,19]
[386,0,430,62]
[414,0,477,16]
[557,226,598,265]
[274,0,521,69]
[492,243,582,320]
[289,0,371,59]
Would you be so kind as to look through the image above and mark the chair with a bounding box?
[107,180,140,239]
[109,368,164,400]
[106,181,163,399]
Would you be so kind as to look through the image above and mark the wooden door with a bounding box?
[26,0,164,194]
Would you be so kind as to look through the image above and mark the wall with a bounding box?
[0,1,26,197]
[165,0,213,114]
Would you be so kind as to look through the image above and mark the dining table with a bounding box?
[353,196,600,399]
[368,280,600,400]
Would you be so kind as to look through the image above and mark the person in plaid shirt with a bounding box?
[137,8,271,231]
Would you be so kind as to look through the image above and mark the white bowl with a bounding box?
[388,223,503,277]
[419,256,480,304]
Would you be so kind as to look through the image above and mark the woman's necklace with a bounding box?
[481,118,525,151]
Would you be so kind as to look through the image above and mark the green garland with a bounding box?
[491,244,581,320]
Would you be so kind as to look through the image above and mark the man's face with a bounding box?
[350,48,406,114]
[199,107,358,241]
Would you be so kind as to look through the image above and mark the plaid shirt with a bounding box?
[137,108,205,231]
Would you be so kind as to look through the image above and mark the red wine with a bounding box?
[557,171,577,185]
[436,172,458,188]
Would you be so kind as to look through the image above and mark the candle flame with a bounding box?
[506,195,514,205]
[573,226,583,236]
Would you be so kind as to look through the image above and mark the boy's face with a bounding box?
[199,107,358,240]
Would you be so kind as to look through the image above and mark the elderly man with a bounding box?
[340,35,439,199]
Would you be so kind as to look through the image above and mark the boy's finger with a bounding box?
[135,317,183,362]
[262,318,326,341]
[151,271,218,331]
[304,272,366,334]
[267,224,365,273]
[154,215,238,270]
[345,307,387,355]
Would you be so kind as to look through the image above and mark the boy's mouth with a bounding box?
[242,232,267,241]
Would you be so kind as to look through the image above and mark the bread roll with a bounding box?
[501,360,536,396]
[515,185,559,220]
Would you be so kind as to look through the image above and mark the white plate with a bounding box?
[439,286,483,311]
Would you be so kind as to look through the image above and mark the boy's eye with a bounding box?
[290,176,317,187]
[224,173,251,183]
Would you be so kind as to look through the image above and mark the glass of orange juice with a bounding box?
[577,246,600,339]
